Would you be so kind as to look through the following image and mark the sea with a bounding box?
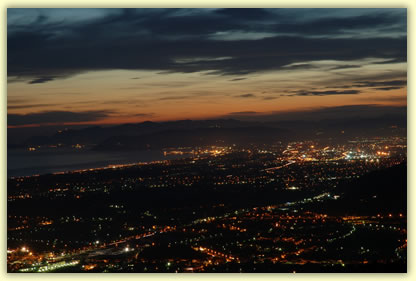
[7,148,192,178]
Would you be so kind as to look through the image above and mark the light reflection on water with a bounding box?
[7,148,191,177]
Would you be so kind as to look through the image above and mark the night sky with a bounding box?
[7,8,407,128]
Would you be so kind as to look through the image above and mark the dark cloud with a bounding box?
[7,9,407,83]
[374,86,404,91]
[229,77,247,81]
[113,112,154,119]
[100,100,143,105]
[215,8,273,20]
[145,16,241,37]
[354,80,407,87]
[287,90,360,96]
[227,111,259,115]
[236,93,256,98]
[8,110,113,126]
[372,58,404,64]
[330,64,362,70]
[328,79,407,92]
[159,96,190,101]
[328,85,354,89]
[28,76,57,84]
[329,78,407,90]
[8,103,59,110]
[270,13,406,37]
[131,113,154,117]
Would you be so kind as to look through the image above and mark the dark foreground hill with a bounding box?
[320,162,407,216]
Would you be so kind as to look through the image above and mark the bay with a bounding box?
[7,148,191,178]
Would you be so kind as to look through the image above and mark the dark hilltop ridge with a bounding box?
[311,162,407,216]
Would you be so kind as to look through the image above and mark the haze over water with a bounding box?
[8,148,191,177]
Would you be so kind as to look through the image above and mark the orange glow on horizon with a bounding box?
[7,68,407,128]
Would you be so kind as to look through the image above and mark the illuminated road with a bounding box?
[263,160,296,171]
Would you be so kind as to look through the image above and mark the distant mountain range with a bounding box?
[9,115,406,150]
[94,126,291,150]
